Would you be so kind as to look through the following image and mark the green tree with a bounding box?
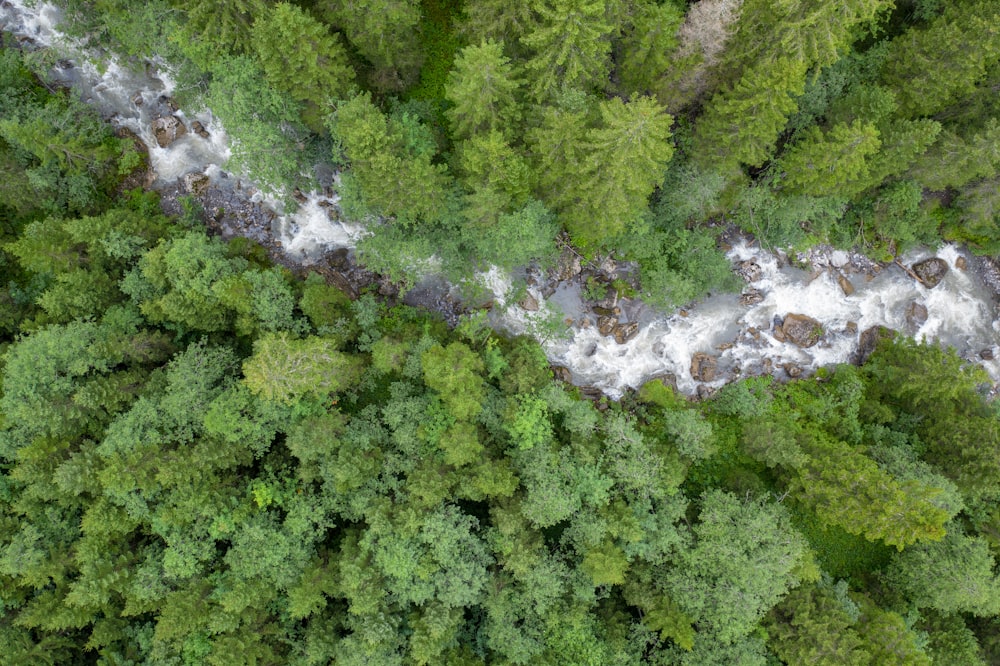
[243,332,365,404]
[252,3,354,108]
[779,120,881,197]
[880,1,1000,118]
[886,528,1000,616]
[521,0,613,101]
[329,93,452,225]
[694,57,807,168]
[766,583,871,666]
[318,0,424,91]
[616,0,684,95]
[421,342,485,420]
[445,40,521,140]
[664,490,812,643]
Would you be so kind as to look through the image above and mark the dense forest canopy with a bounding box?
[2,0,1000,663]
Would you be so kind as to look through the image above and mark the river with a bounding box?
[4,0,999,398]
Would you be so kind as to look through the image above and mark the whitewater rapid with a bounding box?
[4,0,999,398]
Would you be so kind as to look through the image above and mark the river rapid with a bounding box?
[4,0,1000,398]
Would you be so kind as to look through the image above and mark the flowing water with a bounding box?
[4,0,1000,397]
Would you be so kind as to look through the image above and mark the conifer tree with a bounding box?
[521,0,613,101]
[445,40,522,140]
[251,3,354,107]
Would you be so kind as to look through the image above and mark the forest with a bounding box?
[2,0,1000,663]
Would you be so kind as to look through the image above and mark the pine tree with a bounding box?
[445,40,522,140]
[779,120,881,197]
[521,0,613,102]
[251,3,354,107]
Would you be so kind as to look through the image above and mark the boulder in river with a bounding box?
[739,289,764,306]
[555,248,582,281]
[189,120,210,138]
[905,301,928,333]
[982,348,995,361]
[182,172,210,195]
[519,293,540,311]
[856,325,896,365]
[836,272,855,296]
[911,257,949,288]
[784,363,803,378]
[780,313,823,348]
[152,115,187,148]
[552,366,573,383]
[690,352,718,382]
[737,260,763,282]
[612,321,639,344]
[597,315,617,336]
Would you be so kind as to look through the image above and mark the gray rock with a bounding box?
[152,115,187,148]
[597,316,617,336]
[519,293,540,311]
[690,352,718,382]
[552,366,573,383]
[739,289,764,306]
[612,321,639,345]
[556,249,582,281]
[182,172,210,195]
[982,348,995,361]
[784,363,802,378]
[905,301,928,332]
[737,260,763,282]
[781,313,823,348]
[696,384,716,400]
[912,257,949,288]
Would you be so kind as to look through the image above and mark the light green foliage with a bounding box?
[243,332,364,404]
[445,40,521,139]
[910,118,1000,190]
[766,584,871,666]
[665,490,811,643]
[779,120,881,197]
[456,130,533,228]
[695,57,807,168]
[205,56,306,190]
[329,92,452,225]
[521,0,613,101]
[505,394,552,450]
[421,342,485,420]
[854,600,932,665]
[540,95,673,249]
[886,528,1000,616]
[251,3,354,107]
[121,231,246,332]
[881,1,1000,118]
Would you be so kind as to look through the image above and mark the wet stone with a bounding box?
[912,257,949,288]
[182,172,210,195]
[780,313,823,348]
[739,289,764,306]
[905,301,928,332]
[784,363,803,378]
[152,115,187,148]
[836,272,855,296]
[612,321,639,345]
[696,384,716,400]
[519,293,540,311]
[690,352,718,382]
[982,348,995,361]
[190,120,210,138]
[956,255,968,271]
[737,260,763,282]
[597,315,617,336]
[857,325,896,365]
[552,366,573,383]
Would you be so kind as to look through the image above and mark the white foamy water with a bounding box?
[0,0,357,262]
[492,243,1000,397]
[5,0,1000,398]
